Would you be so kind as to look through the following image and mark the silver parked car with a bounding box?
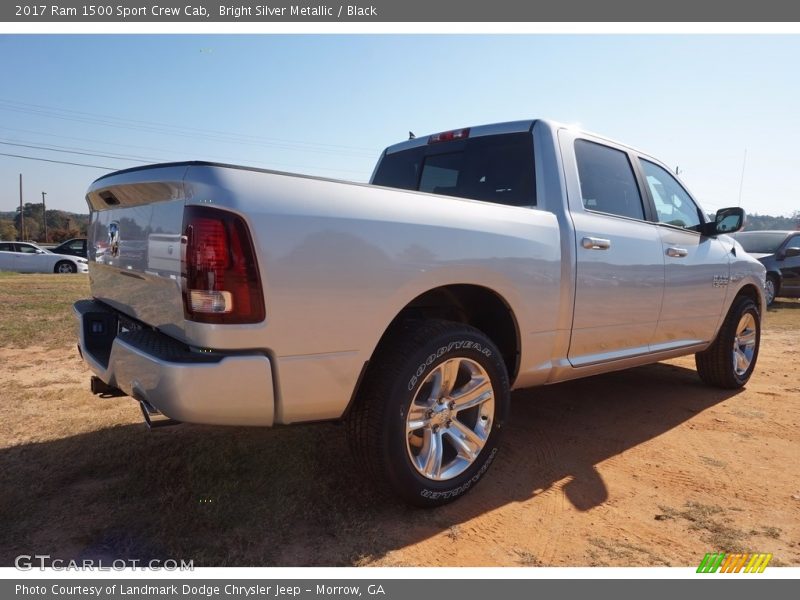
[0,241,89,274]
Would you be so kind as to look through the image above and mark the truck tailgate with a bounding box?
[86,164,189,339]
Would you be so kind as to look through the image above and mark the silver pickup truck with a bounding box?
[74,119,766,506]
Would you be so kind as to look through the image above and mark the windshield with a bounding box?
[733,232,787,254]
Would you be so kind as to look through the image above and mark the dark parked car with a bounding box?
[51,237,87,259]
[732,230,800,305]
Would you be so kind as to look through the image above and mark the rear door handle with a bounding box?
[581,237,611,250]
[666,247,689,258]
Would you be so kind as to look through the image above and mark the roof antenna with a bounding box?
[408,131,416,140]
[737,148,747,207]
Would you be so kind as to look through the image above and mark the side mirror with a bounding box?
[702,207,745,236]
[784,247,800,259]
[36,249,45,254]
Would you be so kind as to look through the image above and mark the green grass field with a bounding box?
[0,273,90,348]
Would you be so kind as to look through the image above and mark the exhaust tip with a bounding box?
[132,386,180,430]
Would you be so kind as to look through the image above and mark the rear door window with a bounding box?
[574,139,645,221]
[373,132,536,207]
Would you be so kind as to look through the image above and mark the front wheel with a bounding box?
[347,320,510,507]
[54,261,77,274]
[695,296,761,388]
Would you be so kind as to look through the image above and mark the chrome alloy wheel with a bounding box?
[732,313,757,377]
[405,357,495,481]
[765,278,776,305]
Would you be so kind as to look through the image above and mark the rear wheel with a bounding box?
[765,275,778,306]
[54,261,77,274]
[347,320,510,507]
[695,296,761,388]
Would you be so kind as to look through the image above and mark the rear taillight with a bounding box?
[182,206,265,324]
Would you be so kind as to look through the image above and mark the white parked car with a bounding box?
[0,241,89,274]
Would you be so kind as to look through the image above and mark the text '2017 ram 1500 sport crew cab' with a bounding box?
[74,119,766,506]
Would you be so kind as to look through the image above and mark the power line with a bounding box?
[0,140,156,163]
[0,98,378,157]
[0,152,119,170]
[0,135,368,176]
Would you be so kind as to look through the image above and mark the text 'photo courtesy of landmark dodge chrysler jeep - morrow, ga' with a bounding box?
[74,119,766,506]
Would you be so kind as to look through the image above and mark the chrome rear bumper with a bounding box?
[74,299,275,426]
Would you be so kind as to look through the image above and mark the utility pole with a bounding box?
[19,173,25,241]
[41,191,47,242]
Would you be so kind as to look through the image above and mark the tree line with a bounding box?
[743,212,800,231]
[0,203,89,243]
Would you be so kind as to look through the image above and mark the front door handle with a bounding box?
[666,247,689,258]
[582,237,611,250]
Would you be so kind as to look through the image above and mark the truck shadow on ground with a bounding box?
[0,362,741,567]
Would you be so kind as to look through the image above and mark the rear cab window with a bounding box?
[372,132,536,208]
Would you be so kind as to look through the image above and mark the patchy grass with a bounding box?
[698,456,727,468]
[512,549,541,566]
[586,537,671,567]
[659,502,749,553]
[751,526,782,539]
[0,273,89,348]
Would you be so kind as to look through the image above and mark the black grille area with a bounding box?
[117,329,223,364]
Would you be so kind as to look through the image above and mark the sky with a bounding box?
[0,34,798,216]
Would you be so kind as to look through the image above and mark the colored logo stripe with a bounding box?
[697,553,772,573]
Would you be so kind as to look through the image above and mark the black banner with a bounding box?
[5,579,798,600]
[3,0,800,22]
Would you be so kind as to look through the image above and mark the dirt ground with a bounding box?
[0,275,798,567]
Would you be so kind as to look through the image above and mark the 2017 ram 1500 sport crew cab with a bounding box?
[74,120,766,505]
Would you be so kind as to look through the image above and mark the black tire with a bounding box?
[765,275,778,306]
[54,261,77,274]
[695,296,761,389]
[347,319,510,507]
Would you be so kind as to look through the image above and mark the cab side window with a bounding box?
[17,244,37,253]
[641,159,703,231]
[0,243,15,252]
[575,139,645,220]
